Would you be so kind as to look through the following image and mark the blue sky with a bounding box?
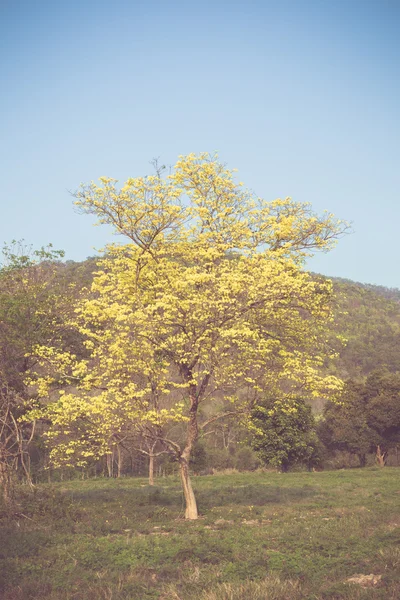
[1,0,399,287]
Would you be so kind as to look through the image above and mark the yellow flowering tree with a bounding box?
[31,153,347,519]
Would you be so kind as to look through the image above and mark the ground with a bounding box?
[1,468,400,599]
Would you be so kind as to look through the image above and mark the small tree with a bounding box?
[365,370,400,465]
[0,384,37,507]
[319,381,372,467]
[319,370,400,467]
[0,241,65,505]
[248,397,319,472]
[30,153,346,519]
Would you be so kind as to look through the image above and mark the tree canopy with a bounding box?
[249,397,320,472]
[29,153,347,519]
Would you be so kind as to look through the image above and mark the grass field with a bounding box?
[1,468,400,599]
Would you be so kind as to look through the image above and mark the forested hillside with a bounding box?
[329,277,400,379]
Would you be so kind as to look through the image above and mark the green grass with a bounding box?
[1,468,400,599]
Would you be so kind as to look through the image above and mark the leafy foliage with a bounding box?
[27,153,346,518]
[0,241,67,504]
[249,397,320,471]
[319,369,400,466]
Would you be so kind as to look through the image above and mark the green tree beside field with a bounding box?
[319,369,400,466]
[249,397,320,472]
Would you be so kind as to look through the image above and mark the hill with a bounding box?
[329,277,400,379]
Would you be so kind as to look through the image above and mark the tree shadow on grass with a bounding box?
[52,480,321,511]
[68,484,182,507]
[196,484,320,509]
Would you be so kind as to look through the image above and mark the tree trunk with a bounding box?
[117,445,122,478]
[20,451,34,489]
[106,453,113,477]
[149,452,155,486]
[177,366,207,520]
[358,453,366,468]
[179,376,200,519]
[375,445,387,467]
[179,457,198,519]
[0,453,13,508]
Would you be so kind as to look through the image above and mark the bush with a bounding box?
[234,447,260,472]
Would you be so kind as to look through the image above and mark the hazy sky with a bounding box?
[1,0,399,287]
